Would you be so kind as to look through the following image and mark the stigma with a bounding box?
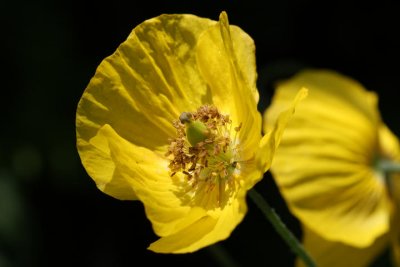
[165,105,241,209]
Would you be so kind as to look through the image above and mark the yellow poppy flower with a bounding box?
[263,69,400,267]
[76,11,306,253]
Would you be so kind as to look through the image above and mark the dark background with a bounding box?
[1,0,399,266]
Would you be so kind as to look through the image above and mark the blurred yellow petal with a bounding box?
[271,69,379,122]
[265,70,379,162]
[264,69,392,247]
[379,125,400,266]
[296,227,388,267]
[379,124,400,161]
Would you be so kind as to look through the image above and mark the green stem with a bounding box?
[248,188,317,267]
[376,159,400,173]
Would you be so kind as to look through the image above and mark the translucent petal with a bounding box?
[77,13,217,159]
[196,11,261,160]
[77,14,221,200]
[149,216,218,253]
[258,88,308,171]
[78,135,137,200]
[92,125,207,237]
[296,227,388,267]
[264,69,391,246]
[149,192,246,253]
[379,124,400,161]
[240,88,308,189]
[204,191,247,245]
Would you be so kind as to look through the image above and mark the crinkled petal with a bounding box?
[77,14,220,199]
[257,88,308,172]
[76,14,216,159]
[79,133,137,200]
[203,190,247,245]
[296,227,388,267]
[196,11,261,161]
[264,69,391,246]
[242,88,307,189]
[149,192,247,253]
[149,216,218,253]
[92,124,207,237]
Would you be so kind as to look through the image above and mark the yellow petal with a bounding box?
[378,123,400,266]
[265,70,380,161]
[203,191,247,246]
[91,124,207,237]
[149,216,218,253]
[76,11,275,254]
[196,11,261,160]
[264,69,391,247]
[379,124,400,266]
[239,88,308,190]
[149,192,247,253]
[76,14,217,157]
[77,14,219,198]
[78,135,137,200]
[379,124,400,161]
[271,69,379,122]
[258,88,308,171]
[296,227,389,267]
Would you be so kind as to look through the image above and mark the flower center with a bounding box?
[166,105,241,209]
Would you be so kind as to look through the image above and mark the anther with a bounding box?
[179,112,193,124]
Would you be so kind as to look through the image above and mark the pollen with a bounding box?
[165,105,241,209]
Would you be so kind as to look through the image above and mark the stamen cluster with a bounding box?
[165,105,241,208]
